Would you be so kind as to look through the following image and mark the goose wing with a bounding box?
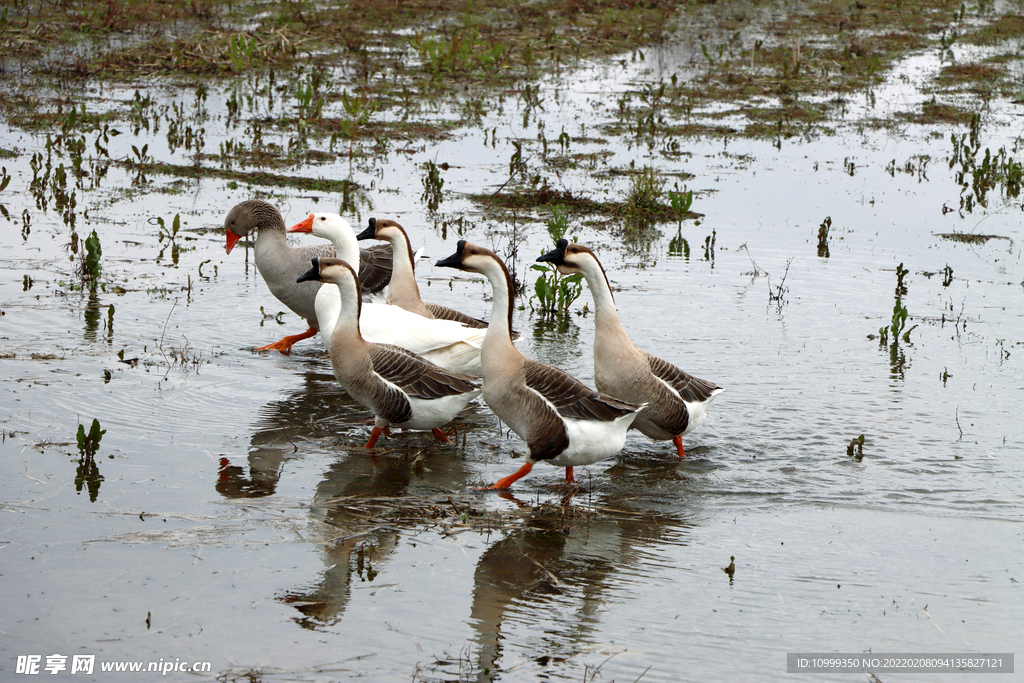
[368,344,480,399]
[523,358,640,422]
[645,352,722,403]
[423,303,522,340]
[424,303,489,329]
[358,243,394,294]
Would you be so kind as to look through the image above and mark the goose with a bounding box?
[356,217,489,327]
[223,199,393,354]
[289,212,487,375]
[436,240,644,489]
[297,257,482,448]
[356,217,523,342]
[537,239,723,458]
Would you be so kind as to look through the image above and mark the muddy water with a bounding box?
[1,44,1022,682]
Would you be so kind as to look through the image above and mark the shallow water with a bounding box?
[1,36,1022,682]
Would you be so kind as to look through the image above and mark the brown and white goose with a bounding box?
[537,239,723,458]
[223,199,392,354]
[436,241,643,489]
[297,257,481,449]
[356,217,489,328]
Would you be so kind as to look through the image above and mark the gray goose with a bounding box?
[436,241,643,489]
[356,217,489,328]
[223,199,393,353]
[297,257,481,449]
[537,239,723,458]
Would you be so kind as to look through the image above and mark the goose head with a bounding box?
[536,238,597,276]
[355,216,406,242]
[537,238,613,301]
[296,257,362,305]
[357,217,416,262]
[435,240,504,276]
[224,199,280,254]
[288,212,359,262]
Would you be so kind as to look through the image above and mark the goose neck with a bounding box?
[324,227,359,265]
[385,231,422,304]
[479,257,516,347]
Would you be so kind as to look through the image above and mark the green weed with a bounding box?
[80,229,102,291]
[421,160,444,212]
[530,206,583,316]
[76,418,106,459]
[623,166,665,236]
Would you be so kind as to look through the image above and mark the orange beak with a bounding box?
[225,229,241,254]
[288,214,314,233]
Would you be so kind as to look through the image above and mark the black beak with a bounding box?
[355,217,376,241]
[537,238,569,264]
[435,240,467,270]
[296,258,321,283]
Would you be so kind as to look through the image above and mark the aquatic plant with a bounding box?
[703,229,716,265]
[668,185,693,229]
[76,419,106,459]
[767,258,792,310]
[411,27,506,83]
[949,115,1023,214]
[74,421,106,502]
[156,213,192,266]
[228,33,256,72]
[295,70,327,122]
[421,160,444,212]
[622,166,665,238]
[530,206,583,316]
[817,216,831,258]
[877,263,914,378]
[81,229,102,291]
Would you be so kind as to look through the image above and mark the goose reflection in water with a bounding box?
[468,491,694,682]
[214,368,375,500]
[276,440,482,630]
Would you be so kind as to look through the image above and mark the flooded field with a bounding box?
[1,1,1022,681]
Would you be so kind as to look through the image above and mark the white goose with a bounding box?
[288,213,486,375]
[222,199,392,354]
[297,257,481,449]
[537,239,723,458]
[436,240,644,489]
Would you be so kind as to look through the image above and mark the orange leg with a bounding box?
[365,426,386,449]
[255,326,318,355]
[564,466,575,484]
[486,461,534,490]
[431,427,454,444]
[673,434,686,460]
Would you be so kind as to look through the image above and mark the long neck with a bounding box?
[254,221,299,275]
[478,257,517,354]
[578,256,629,342]
[328,276,364,346]
[255,219,288,252]
[384,230,425,312]
[324,227,359,266]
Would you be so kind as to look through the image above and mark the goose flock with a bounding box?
[224,199,723,489]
